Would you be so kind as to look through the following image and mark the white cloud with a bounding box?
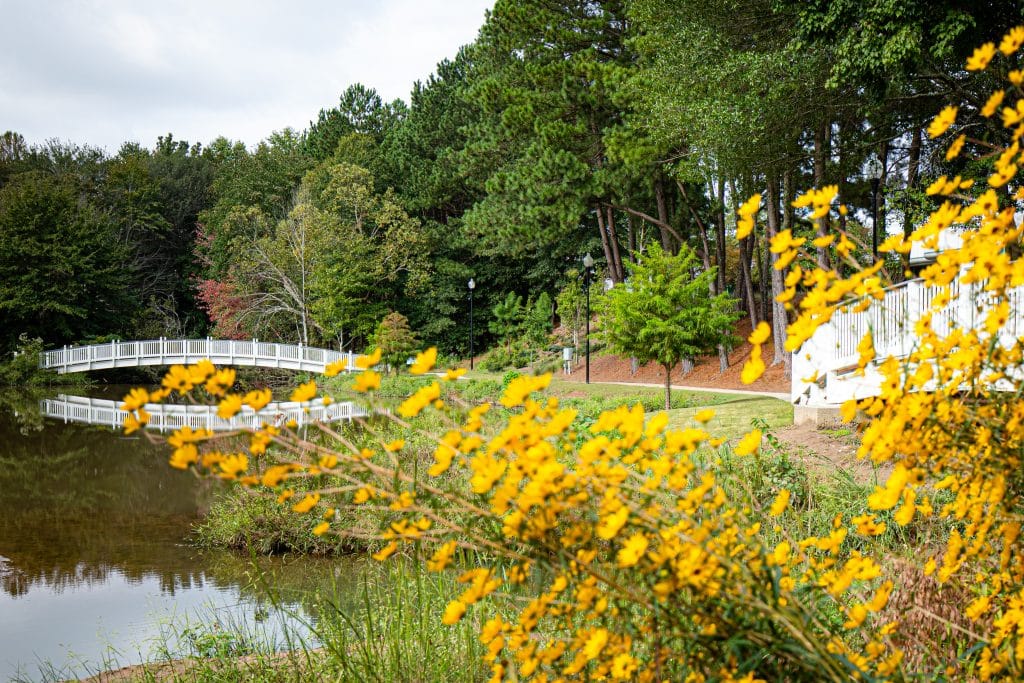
[0,0,492,152]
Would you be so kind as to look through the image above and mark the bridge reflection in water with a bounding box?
[40,394,368,432]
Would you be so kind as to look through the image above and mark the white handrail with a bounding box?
[38,338,362,375]
[794,274,1024,405]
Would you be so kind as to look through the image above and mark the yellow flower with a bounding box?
[1001,26,1024,55]
[189,358,216,384]
[500,373,552,407]
[290,380,317,403]
[610,653,638,680]
[945,134,967,161]
[843,604,868,629]
[582,628,609,661]
[352,370,381,393]
[748,321,771,345]
[734,429,762,457]
[693,408,715,423]
[617,532,648,567]
[120,387,149,412]
[442,599,467,625]
[372,540,398,561]
[596,506,630,540]
[205,368,236,396]
[292,493,320,513]
[123,408,149,435]
[168,425,212,448]
[740,354,766,385]
[356,347,382,369]
[398,382,441,418]
[965,42,996,71]
[243,388,272,411]
[169,443,198,469]
[852,513,887,536]
[162,364,194,394]
[261,464,292,487]
[410,347,438,375]
[312,521,330,536]
[216,393,242,420]
[927,105,957,138]
[966,595,991,620]
[218,452,248,479]
[866,581,893,612]
[736,193,761,239]
[428,541,458,572]
[443,368,467,381]
[982,91,1005,118]
[1011,69,1024,86]
[769,488,790,516]
[323,358,348,377]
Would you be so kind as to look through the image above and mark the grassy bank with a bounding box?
[79,559,487,683]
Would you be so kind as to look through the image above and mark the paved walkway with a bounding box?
[577,379,789,401]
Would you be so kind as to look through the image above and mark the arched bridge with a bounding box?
[39,338,362,375]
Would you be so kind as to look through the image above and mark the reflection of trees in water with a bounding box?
[0,398,358,606]
[0,400,215,598]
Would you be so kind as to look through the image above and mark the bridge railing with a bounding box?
[40,394,369,432]
[794,274,1024,404]
[39,338,362,373]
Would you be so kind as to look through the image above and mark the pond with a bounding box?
[0,386,358,682]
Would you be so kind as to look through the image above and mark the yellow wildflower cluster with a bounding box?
[735,25,1024,680]
[138,355,909,681]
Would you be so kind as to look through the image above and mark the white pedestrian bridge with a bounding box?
[39,338,362,375]
[41,394,369,432]
[793,276,1024,407]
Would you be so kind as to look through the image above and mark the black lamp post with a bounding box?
[866,154,884,260]
[468,278,475,370]
[582,253,595,384]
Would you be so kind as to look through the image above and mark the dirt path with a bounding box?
[558,317,790,395]
[769,422,886,486]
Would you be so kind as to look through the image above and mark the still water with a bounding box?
[0,387,350,682]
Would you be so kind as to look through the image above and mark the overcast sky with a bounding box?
[0,0,493,153]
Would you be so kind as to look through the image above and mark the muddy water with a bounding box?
[0,388,350,682]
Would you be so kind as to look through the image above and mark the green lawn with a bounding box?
[664,395,793,440]
[543,377,793,440]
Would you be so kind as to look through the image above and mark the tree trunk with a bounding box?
[813,121,831,271]
[732,179,758,326]
[596,204,615,282]
[680,182,713,271]
[878,138,890,274]
[655,175,673,253]
[663,362,672,410]
[756,229,770,324]
[606,205,625,282]
[626,214,636,263]
[769,173,791,372]
[902,128,922,277]
[715,176,727,293]
[678,180,730,371]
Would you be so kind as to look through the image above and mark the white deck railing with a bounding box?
[39,338,362,375]
[40,394,368,432]
[793,277,1024,406]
